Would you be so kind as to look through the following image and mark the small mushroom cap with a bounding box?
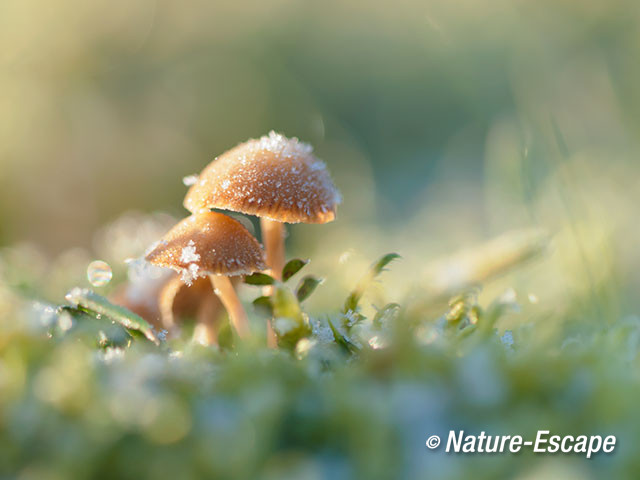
[183,131,341,224]
[145,211,266,284]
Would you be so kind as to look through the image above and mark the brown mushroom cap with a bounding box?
[145,211,266,284]
[183,131,341,224]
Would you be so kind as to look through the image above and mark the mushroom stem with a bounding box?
[210,275,251,339]
[192,295,220,346]
[260,218,285,280]
[159,275,184,331]
[265,316,278,348]
[260,218,284,349]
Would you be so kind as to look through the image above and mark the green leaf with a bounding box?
[244,272,276,286]
[252,296,273,316]
[56,306,134,348]
[65,288,159,345]
[282,258,309,282]
[296,275,322,302]
[343,253,401,314]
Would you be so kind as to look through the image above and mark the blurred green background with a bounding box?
[2,1,640,479]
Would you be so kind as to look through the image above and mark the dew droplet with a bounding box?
[87,260,112,287]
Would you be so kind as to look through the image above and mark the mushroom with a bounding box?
[158,275,226,345]
[111,274,226,345]
[145,211,266,340]
[183,132,341,344]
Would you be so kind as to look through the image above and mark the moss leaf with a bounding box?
[296,276,322,302]
[282,258,309,282]
[244,272,276,286]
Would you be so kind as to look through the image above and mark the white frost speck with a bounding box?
[65,287,88,306]
[501,330,514,349]
[182,175,198,186]
[181,263,200,286]
[102,347,125,363]
[255,131,314,158]
[58,312,73,332]
[310,318,335,344]
[344,310,359,327]
[180,240,201,263]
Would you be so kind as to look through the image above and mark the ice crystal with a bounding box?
[181,263,201,286]
[179,240,200,264]
[501,330,514,349]
[182,175,198,186]
[310,317,334,344]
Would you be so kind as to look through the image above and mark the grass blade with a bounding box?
[65,288,159,345]
[343,253,401,313]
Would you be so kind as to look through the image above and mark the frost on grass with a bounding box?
[64,288,158,344]
[343,309,360,328]
[310,317,335,344]
[155,328,168,342]
[501,330,514,349]
[183,131,341,223]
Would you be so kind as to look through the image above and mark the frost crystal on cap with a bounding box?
[180,240,200,264]
[145,211,265,282]
[254,130,314,157]
[182,175,198,187]
[183,131,341,223]
[181,263,200,286]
